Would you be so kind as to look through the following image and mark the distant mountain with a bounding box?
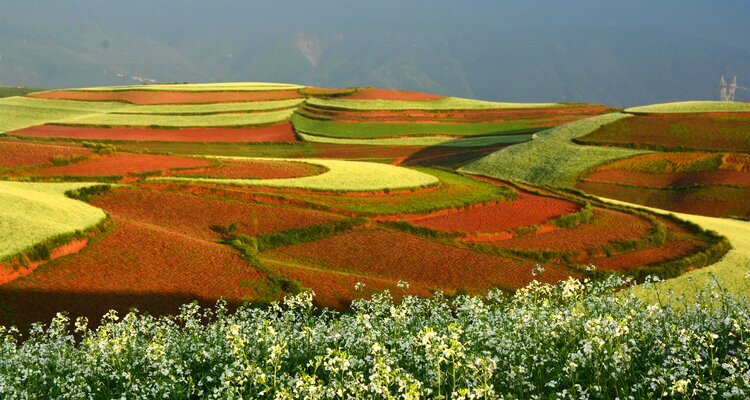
[1,0,749,106]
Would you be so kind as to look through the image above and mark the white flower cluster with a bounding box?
[0,276,748,399]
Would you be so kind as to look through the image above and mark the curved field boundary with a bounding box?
[306,97,564,111]
[298,132,532,147]
[152,157,439,192]
[113,99,304,115]
[460,113,647,187]
[170,159,327,180]
[0,97,131,133]
[49,108,294,128]
[58,82,305,92]
[291,113,540,139]
[13,123,298,143]
[599,198,750,300]
[0,181,107,260]
[341,88,443,100]
[30,90,302,105]
[625,101,750,114]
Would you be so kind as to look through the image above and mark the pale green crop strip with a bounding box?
[307,96,564,111]
[0,97,132,133]
[65,82,305,92]
[625,101,750,114]
[59,108,294,127]
[152,157,439,191]
[0,181,107,260]
[114,99,304,115]
[460,113,647,186]
[298,132,532,147]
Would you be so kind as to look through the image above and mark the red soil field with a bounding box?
[30,89,302,104]
[582,169,750,188]
[579,114,750,152]
[171,159,327,179]
[12,123,298,143]
[481,208,653,252]
[0,238,89,285]
[304,104,612,123]
[22,153,211,177]
[576,181,750,219]
[408,191,580,234]
[585,238,699,272]
[90,187,344,241]
[343,88,443,101]
[266,261,434,309]
[269,229,576,292]
[0,139,92,168]
[0,216,268,329]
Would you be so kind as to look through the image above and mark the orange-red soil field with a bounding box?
[30,89,302,104]
[268,229,575,292]
[12,123,298,142]
[171,159,327,179]
[585,238,700,272]
[583,169,750,188]
[479,208,652,252]
[0,216,268,329]
[579,114,750,152]
[343,88,443,100]
[0,139,92,168]
[408,191,580,234]
[20,153,211,177]
[90,187,344,241]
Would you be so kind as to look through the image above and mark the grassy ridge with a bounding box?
[113,99,304,115]
[153,157,440,192]
[0,87,45,98]
[625,101,750,114]
[460,113,646,186]
[306,96,564,111]
[0,181,107,260]
[297,132,532,147]
[0,97,131,133]
[56,109,295,128]
[292,113,540,139]
[65,82,305,92]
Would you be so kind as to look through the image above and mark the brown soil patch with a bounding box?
[583,169,750,188]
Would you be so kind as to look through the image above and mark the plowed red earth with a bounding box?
[12,123,298,142]
[30,89,302,104]
[171,159,326,179]
[0,139,92,168]
[585,238,699,272]
[90,188,343,241]
[269,229,576,292]
[0,216,267,329]
[583,169,750,187]
[408,191,580,234]
[267,261,434,309]
[304,105,612,123]
[21,153,211,177]
[343,88,443,100]
[480,208,652,252]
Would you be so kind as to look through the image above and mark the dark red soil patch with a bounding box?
[408,192,579,234]
[30,89,302,104]
[171,159,326,179]
[343,88,443,101]
[12,123,298,143]
[478,208,653,253]
[22,153,211,177]
[583,169,750,187]
[0,139,92,169]
[0,238,89,285]
[585,238,699,272]
[0,216,268,329]
[269,229,575,292]
[90,187,343,241]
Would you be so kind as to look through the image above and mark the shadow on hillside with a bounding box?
[0,289,246,333]
[400,142,509,168]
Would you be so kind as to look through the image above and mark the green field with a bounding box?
[625,101,750,114]
[153,157,440,192]
[297,131,532,147]
[113,99,304,115]
[58,108,295,128]
[0,97,130,133]
[306,96,564,111]
[0,181,107,260]
[291,113,540,139]
[461,113,646,186]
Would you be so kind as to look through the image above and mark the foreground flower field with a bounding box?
[1,276,748,399]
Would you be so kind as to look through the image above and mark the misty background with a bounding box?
[1,0,748,107]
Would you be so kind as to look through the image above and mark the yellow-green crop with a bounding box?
[625,101,750,114]
[63,82,305,92]
[298,132,531,147]
[59,109,294,128]
[0,97,131,133]
[306,96,564,110]
[153,157,439,192]
[114,99,304,115]
[0,181,107,260]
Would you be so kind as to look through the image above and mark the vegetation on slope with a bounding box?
[625,101,750,114]
[297,132,532,147]
[56,109,295,128]
[0,97,130,133]
[306,96,564,111]
[113,99,304,115]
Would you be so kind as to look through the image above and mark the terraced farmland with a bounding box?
[0,83,736,330]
